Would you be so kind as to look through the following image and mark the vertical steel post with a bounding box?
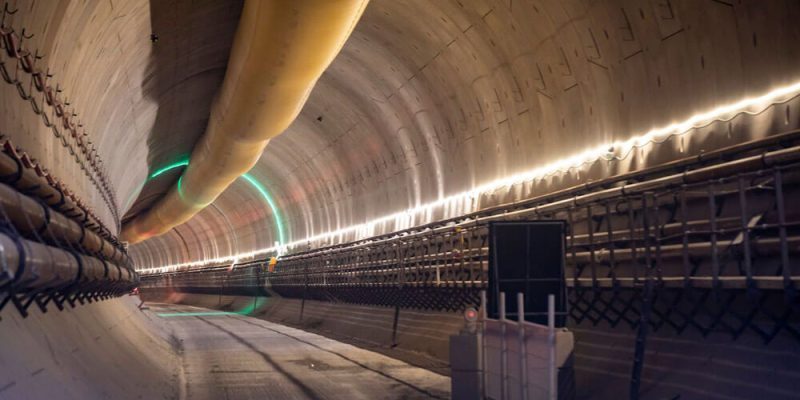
[518,292,528,400]
[708,185,720,290]
[737,176,754,292]
[567,208,579,288]
[774,169,794,296]
[627,198,640,284]
[480,290,487,399]
[586,205,598,287]
[548,294,557,400]
[481,291,488,319]
[630,195,653,400]
[500,292,508,400]
[391,304,400,347]
[604,202,618,289]
[680,187,691,288]
[651,193,663,284]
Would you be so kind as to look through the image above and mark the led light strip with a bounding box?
[138,80,800,275]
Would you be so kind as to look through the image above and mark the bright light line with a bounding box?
[138,80,800,275]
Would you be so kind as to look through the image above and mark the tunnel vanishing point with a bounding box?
[0,0,799,399]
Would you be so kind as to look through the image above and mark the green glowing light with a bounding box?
[177,175,185,200]
[122,159,191,211]
[129,160,285,247]
[240,173,286,246]
[236,296,268,316]
[157,311,236,317]
[149,159,190,179]
[156,298,267,318]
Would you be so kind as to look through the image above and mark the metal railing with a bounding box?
[142,136,800,344]
[479,291,567,400]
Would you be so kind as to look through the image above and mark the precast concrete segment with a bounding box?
[150,302,451,400]
[121,0,369,244]
[0,297,179,399]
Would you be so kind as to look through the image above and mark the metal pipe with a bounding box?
[0,139,118,244]
[0,181,128,265]
[570,235,800,264]
[0,231,134,292]
[121,0,369,243]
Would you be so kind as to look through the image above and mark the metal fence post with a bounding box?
[480,290,487,399]
[518,292,528,400]
[549,293,557,400]
[500,292,508,400]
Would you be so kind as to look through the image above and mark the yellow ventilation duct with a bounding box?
[121,0,369,244]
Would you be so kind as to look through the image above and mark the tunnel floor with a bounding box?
[149,303,451,400]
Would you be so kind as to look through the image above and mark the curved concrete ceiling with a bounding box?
[3,0,800,270]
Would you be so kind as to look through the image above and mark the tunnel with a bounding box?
[1,0,799,399]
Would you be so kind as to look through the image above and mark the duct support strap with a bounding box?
[121,0,369,243]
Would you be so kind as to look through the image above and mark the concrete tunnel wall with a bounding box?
[124,0,800,269]
[2,0,800,398]
[2,0,799,267]
[0,297,180,399]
